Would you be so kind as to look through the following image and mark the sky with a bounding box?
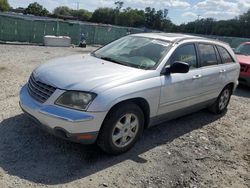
[8,0,250,24]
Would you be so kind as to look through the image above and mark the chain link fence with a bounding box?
[0,12,143,45]
[0,12,249,47]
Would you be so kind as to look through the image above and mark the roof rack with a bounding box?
[173,36,229,46]
[173,36,202,44]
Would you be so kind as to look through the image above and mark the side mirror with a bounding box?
[165,61,189,74]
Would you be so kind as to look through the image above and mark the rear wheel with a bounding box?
[97,102,144,155]
[208,86,232,114]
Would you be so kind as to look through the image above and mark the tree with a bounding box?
[10,7,25,13]
[144,7,171,30]
[154,10,164,29]
[115,1,124,11]
[53,6,91,21]
[0,0,10,11]
[238,10,250,37]
[72,9,92,21]
[117,8,145,27]
[24,2,49,16]
[145,7,155,28]
[163,9,168,19]
[91,8,116,24]
[114,1,123,24]
[161,19,174,32]
[53,6,72,16]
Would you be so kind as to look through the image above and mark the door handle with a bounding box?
[192,74,202,79]
[219,69,226,73]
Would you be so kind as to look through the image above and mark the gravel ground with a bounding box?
[0,44,249,188]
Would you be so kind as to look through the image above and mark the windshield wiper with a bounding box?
[90,51,97,57]
[99,56,128,66]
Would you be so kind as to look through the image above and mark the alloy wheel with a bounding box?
[218,89,230,110]
[111,113,139,148]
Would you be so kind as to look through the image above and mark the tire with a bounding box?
[97,102,144,155]
[208,85,232,114]
[79,43,86,48]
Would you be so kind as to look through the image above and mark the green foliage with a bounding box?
[72,9,92,21]
[238,10,250,37]
[0,0,10,11]
[53,6,92,21]
[117,8,145,27]
[144,7,173,31]
[91,8,116,24]
[53,6,72,16]
[177,12,250,38]
[90,3,173,30]
[24,2,49,16]
[115,1,124,11]
[10,7,25,13]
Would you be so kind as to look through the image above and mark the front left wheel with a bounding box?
[97,102,144,155]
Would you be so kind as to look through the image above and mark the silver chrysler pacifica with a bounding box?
[19,33,240,154]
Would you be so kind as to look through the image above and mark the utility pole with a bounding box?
[195,15,201,34]
[77,1,79,21]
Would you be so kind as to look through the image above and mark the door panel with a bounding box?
[199,66,223,101]
[158,43,204,115]
[158,69,204,115]
[197,43,222,101]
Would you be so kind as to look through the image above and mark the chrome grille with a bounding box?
[28,74,56,103]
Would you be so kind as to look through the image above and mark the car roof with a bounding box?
[131,32,229,46]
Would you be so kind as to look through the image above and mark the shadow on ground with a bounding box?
[234,84,250,98]
[0,109,224,185]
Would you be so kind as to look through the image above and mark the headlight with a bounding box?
[55,91,97,111]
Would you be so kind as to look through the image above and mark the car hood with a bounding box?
[236,54,250,65]
[33,54,157,92]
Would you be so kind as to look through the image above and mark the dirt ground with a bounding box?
[0,44,249,188]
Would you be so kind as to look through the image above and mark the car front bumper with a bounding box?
[19,84,107,144]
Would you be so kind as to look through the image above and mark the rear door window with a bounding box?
[217,46,234,64]
[198,44,218,67]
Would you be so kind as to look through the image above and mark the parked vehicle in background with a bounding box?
[19,33,240,155]
[235,42,250,86]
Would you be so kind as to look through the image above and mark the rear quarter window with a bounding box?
[198,43,218,67]
[217,46,235,64]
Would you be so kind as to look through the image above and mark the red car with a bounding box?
[235,42,250,86]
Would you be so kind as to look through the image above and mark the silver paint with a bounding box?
[19,33,240,139]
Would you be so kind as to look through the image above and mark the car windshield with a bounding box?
[235,43,250,56]
[92,36,171,70]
